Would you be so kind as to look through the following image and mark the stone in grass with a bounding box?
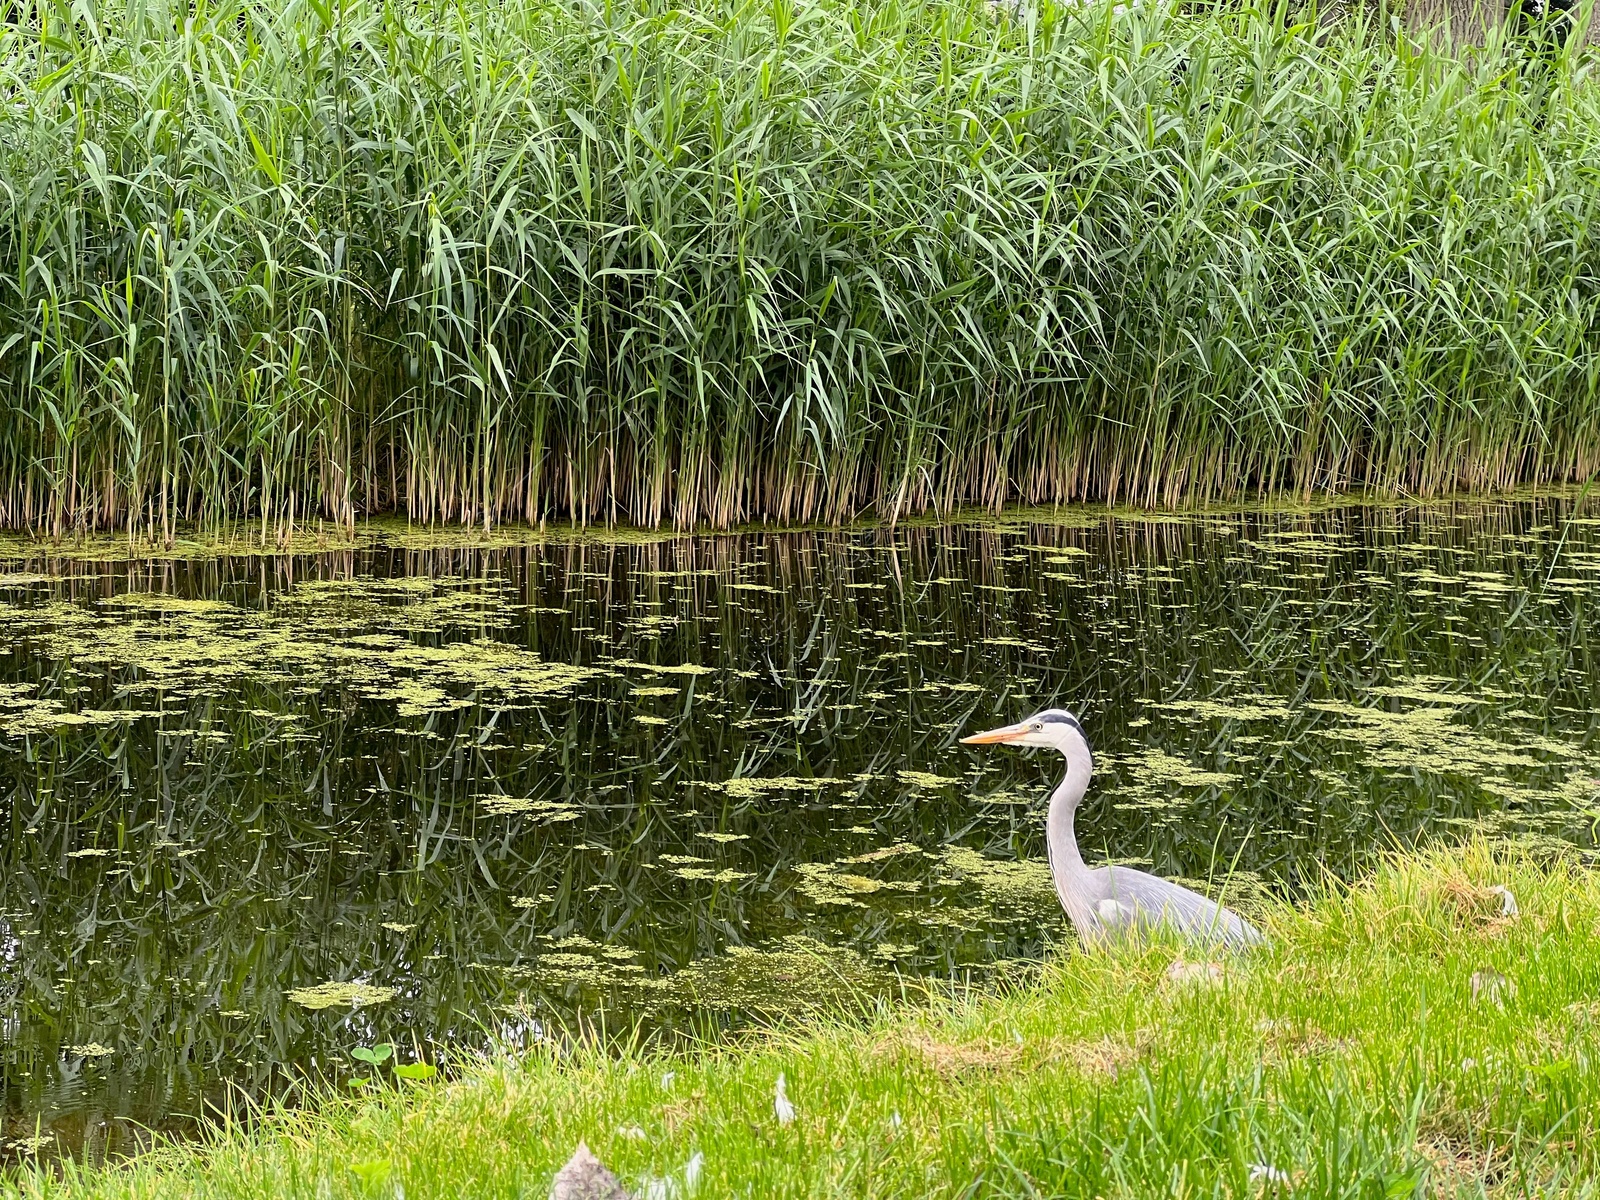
[1470,970,1514,1008]
[1166,959,1225,986]
[551,1142,632,1200]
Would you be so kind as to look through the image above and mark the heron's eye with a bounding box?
[1030,723,1043,732]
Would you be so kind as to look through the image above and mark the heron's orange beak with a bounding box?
[960,722,1030,745]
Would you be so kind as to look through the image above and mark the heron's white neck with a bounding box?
[1045,735,1094,914]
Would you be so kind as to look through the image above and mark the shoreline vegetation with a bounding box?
[0,485,1588,561]
[11,839,1600,1197]
[6,0,1600,537]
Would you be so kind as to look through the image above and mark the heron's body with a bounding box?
[965,709,1263,951]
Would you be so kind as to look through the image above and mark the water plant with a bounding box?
[3,0,1600,535]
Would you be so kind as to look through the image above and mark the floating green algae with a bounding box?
[286,981,398,1011]
[0,576,601,728]
[659,938,887,1013]
[708,776,840,800]
[1,699,159,735]
[0,526,364,563]
[1125,749,1240,791]
[611,659,716,676]
[508,933,891,1016]
[1153,698,1295,723]
[938,847,1059,915]
[1306,692,1545,779]
[477,797,581,822]
[793,862,917,907]
[671,866,754,882]
[896,770,962,788]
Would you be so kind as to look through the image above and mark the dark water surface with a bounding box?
[5,498,1600,1161]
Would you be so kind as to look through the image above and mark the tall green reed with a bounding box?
[2,0,1598,535]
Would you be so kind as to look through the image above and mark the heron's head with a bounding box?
[960,708,1091,755]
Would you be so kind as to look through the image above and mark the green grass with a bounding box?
[4,0,1600,536]
[12,839,1600,1198]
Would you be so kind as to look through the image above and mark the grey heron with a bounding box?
[962,709,1263,950]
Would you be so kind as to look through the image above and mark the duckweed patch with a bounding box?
[286,982,399,1011]
[0,577,601,727]
[658,937,887,1014]
[939,847,1060,916]
[707,776,840,800]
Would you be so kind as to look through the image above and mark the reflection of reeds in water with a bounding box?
[3,498,1600,1157]
[4,0,1600,536]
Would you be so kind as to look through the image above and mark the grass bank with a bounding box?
[5,0,1600,535]
[10,839,1600,1198]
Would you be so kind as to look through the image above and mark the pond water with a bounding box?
[4,497,1600,1162]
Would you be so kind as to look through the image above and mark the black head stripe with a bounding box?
[1031,708,1092,760]
[1034,708,1078,727]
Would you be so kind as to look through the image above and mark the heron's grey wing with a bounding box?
[1103,867,1264,949]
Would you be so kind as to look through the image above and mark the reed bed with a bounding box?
[3,0,1599,535]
